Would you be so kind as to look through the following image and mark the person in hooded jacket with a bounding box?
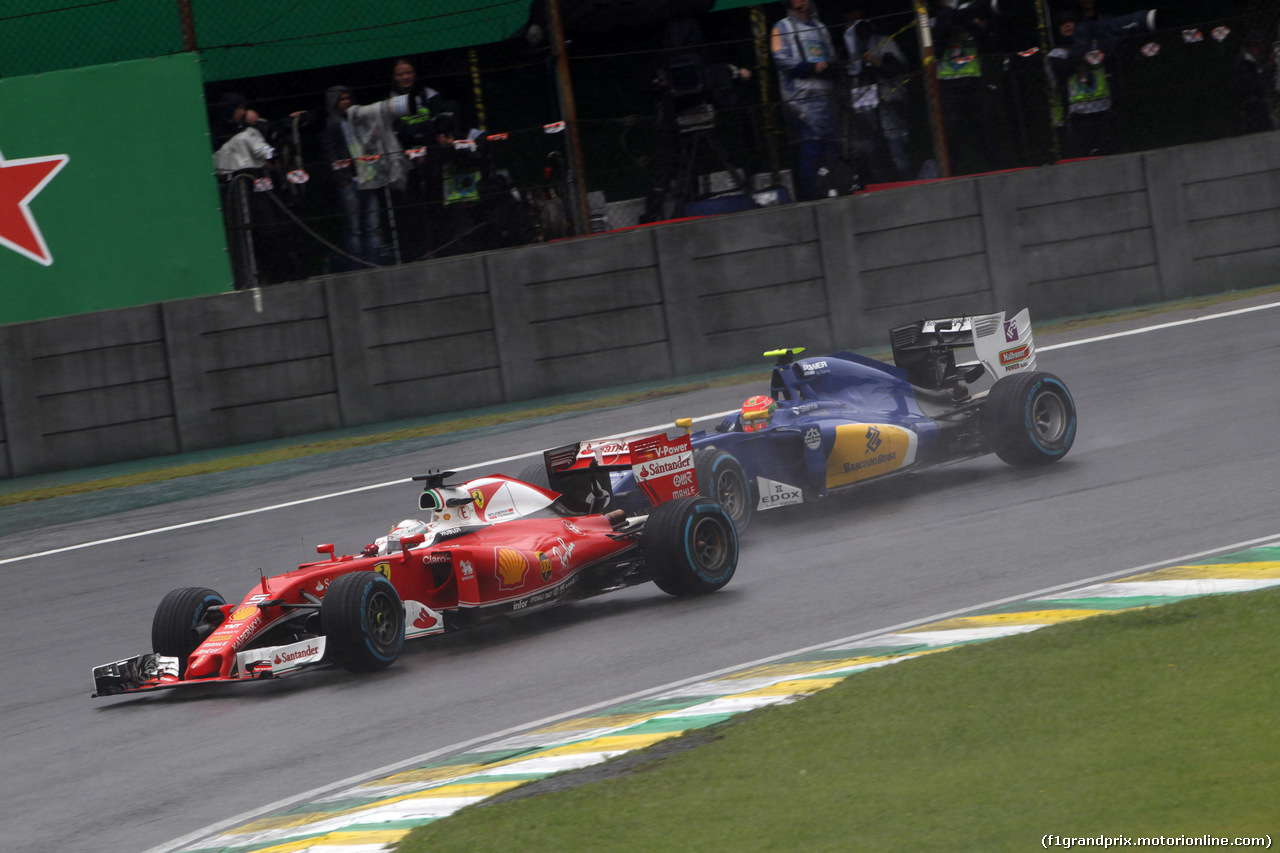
[321,85,413,269]
[842,6,912,182]
[771,0,841,200]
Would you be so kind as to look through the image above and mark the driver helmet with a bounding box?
[740,395,778,432]
[381,518,429,554]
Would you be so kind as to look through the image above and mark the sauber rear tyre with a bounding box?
[693,448,753,533]
[321,572,405,672]
[644,497,739,596]
[982,371,1077,467]
[151,587,227,677]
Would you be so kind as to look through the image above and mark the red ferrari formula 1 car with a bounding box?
[92,431,737,697]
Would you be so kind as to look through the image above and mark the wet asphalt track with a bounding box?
[3,294,1279,853]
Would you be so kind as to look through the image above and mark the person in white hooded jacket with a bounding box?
[321,85,412,268]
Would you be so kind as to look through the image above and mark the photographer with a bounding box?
[771,0,840,200]
[641,15,754,223]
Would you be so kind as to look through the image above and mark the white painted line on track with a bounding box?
[145,531,1280,853]
[11,298,1280,569]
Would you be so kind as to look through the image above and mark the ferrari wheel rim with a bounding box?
[691,516,730,575]
[365,588,400,649]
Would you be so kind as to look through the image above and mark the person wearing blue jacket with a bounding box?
[771,0,840,200]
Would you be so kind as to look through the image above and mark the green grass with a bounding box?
[399,588,1280,852]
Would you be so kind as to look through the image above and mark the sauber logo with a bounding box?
[0,148,70,266]
[496,548,529,589]
[804,427,821,450]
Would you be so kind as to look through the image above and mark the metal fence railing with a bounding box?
[6,1,1278,288]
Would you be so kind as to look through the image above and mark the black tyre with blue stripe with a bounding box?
[151,587,227,676]
[982,371,1077,467]
[644,497,738,596]
[322,572,405,672]
[693,448,753,533]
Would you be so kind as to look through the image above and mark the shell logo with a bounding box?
[495,548,528,589]
[230,606,258,622]
[537,551,553,582]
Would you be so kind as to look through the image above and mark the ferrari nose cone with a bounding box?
[185,653,222,679]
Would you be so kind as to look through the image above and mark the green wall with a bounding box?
[0,54,230,326]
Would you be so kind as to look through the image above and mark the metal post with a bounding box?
[912,0,952,178]
[176,0,197,52]
[546,0,592,235]
[468,47,487,130]
[750,6,782,184]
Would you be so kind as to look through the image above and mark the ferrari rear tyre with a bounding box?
[982,371,1077,467]
[151,587,227,676]
[519,462,551,489]
[644,497,738,596]
[321,572,405,672]
[693,448,753,533]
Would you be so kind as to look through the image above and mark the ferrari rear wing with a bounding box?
[540,430,698,512]
[890,309,1036,390]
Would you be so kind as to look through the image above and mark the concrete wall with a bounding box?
[2,132,1278,479]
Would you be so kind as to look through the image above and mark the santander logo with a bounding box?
[0,148,70,266]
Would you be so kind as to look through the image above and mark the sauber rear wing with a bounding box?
[890,309,1036,390]
[541,430,698,511]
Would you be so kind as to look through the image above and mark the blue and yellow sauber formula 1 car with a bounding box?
[557,310,1076,532]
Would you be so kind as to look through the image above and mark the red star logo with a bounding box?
[0,149,70,266]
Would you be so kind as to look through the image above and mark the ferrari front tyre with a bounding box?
[693,448,753,533]
[151,587,227,677]
[321,572,405,672]
[644,497,739,596]
[982,371,1077,467]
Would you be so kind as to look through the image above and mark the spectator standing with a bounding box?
[929,0,1003,174]
[1049,9,1118,157]
[771,0,841,200]
[842,6,913,182]
[321,85,412,269]
[389,58,445,261]
[211,92,284,288]
[1235,28,1279,134]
